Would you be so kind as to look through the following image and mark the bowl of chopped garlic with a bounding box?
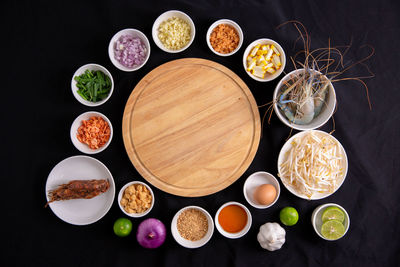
[118,181,155,218]
[243,38,286,82]
[277,130,348,200]
[171,206,214,248]
[152,10,195,53]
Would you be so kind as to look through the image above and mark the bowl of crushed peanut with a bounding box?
[171,206,214,248]
[118,181,154,218]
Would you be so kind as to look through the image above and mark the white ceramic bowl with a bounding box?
[206,19,243,56]
[243,171,280,209]
[71,64,114,106]
[242,38,286,82]
[311,203,350,241]
[277,130,348,200]
[152,10,195,53]
[70,111,113,154]
[108,28,151,72]
[171,206,214,248]
[117,181,155,218]
[273,68,337,130]
[215,201,252,239]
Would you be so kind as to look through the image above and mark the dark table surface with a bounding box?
[3,0,399,266]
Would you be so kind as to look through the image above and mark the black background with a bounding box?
[3,0,400,266]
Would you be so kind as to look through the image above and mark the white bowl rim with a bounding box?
[214,201,252,239]
[273,68,337,130]
[152,10,196,53]
[70,111,113,154]
[311,203,350,241]
[71,63,114,107]
[277,130,348,200]
[206,19,244,57]
[242,38,286,82]
[171,205,214,248]
[108,28,151,72]
[243,171,281,209]
[117,181,155,218]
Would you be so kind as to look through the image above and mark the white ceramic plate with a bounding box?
[243,171,280,209]
[171,206,214,248]
[277,130,348,200]
[45,155,115,225]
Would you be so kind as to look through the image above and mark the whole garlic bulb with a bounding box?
[257,222,286,251]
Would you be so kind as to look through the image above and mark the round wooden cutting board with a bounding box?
[122,58,261,197]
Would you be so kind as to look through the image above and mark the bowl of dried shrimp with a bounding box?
[70,111,113,154]
[273,68,336,131]
[277,130,348,200]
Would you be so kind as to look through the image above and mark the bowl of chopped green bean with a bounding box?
[71,63,114,106]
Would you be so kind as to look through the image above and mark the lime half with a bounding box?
[322,207,345,223]
[321,220,345,240]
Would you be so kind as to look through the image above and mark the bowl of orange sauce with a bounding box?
[215,201,252,239]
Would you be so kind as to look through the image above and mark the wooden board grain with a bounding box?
[122,58,260,197]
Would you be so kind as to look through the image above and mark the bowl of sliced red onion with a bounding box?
[108,28,150,72]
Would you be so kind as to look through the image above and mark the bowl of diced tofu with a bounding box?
[243,38,286,82]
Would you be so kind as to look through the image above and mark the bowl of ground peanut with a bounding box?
[171,206,214,248]
[118,181,154,218]
[206,19,243,56]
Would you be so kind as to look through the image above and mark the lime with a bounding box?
[113,218,133,237]
[279,207,299,226]
[321,220,345,240]
[322,207,345,223]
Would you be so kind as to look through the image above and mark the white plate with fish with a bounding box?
[45,155,115,225]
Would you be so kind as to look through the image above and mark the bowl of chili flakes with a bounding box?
[70,111,113,154]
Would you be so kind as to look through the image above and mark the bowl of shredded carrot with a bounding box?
[70,111,113,154]
[206,19,243,56]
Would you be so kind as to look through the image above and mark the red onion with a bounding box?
[136,218,166,249]
[114,34,147,68]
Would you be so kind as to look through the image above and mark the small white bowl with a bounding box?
[70,111,113,154]
[215,202,252,239]
[171,206,214,248]
[206,19,243,56]
[277,130,348,200]
[242,38,286,82]
[311,203,350,241]
[243,171,280,209]
[273,68,337,130]
[117,181,155,218]
[108,28,151,72]
[71,64,114,106]
[152,10,195,53]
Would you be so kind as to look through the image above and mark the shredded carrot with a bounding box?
[210,24,239,54]
[77,116,110,149]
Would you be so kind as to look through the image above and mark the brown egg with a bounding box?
[254,184,277,205]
